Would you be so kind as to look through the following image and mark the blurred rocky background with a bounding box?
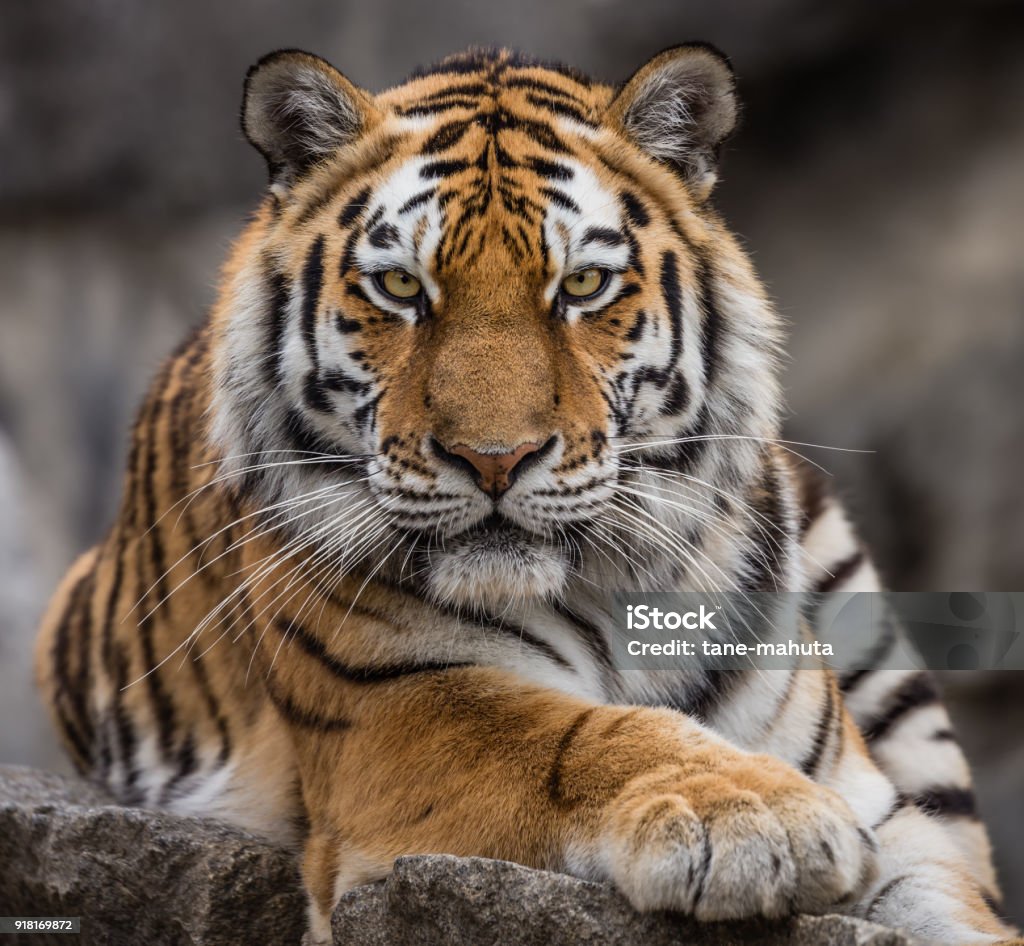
[1,0,1021,925]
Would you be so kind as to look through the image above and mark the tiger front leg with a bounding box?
[291,667,877,943]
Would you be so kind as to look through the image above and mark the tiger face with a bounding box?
[211,47,785,611]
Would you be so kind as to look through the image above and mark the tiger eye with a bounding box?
[380,269,422,300]
[561,268,606,299]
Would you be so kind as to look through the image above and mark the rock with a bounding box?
[0,765,921,946]
[333,856,914,946]
[0,766,305,946]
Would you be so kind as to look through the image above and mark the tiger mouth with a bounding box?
[415,508,572,609]
[452,511,539,547]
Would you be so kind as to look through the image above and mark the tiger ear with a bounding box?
[242,50,379,189]
[607,44,738,199]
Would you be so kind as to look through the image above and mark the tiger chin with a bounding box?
[36,44,1019,946]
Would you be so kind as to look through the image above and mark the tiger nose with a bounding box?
[432,439,543,499]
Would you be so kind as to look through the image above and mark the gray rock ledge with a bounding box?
[0,765,919,945]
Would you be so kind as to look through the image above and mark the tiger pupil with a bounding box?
[382,269,421,299]
[562,268,605,298]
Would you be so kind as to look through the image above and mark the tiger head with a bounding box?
[210,46,785,612]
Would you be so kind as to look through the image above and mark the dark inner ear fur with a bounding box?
[608,44,738,197]
[242,49,370,186]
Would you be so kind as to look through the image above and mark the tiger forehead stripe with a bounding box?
[362,94,621,272]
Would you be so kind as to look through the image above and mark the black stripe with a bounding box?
[53,691,92,770]
[547,708,595,809]
[982,890,1004,916]
[283,408,338,457]
[52,572,94,764]
[667,403,711,471]
[420,119,472,154]
[660,250,684,374]
[56,708,92,769]
[552,602,615,688]
[160,731,199,800]
[302,371,333,413]
[421,159,470,179]
[694,253,725,390]
[135,379,178,764]
[300,235,326,370]
[528,157,573,181]
[525,92,596,127]
[420,597,572,672]
[815,550,865,592]
[398,189,436,214]
[339,187,372,228]
[368,222,400,249]
[914,786,978,819]
[625,225,645,274]
[838,614,897,693]
[73,569,97,747]
[415,82,489,102]
[738,461,789,593]
[174,378,219,576]
[625,309,647,342]
[141,387,171,609]
[690,830,714,911]
[540,187,580,214]
[352,391,382,432]
[796,466,829,537]
[866,875,910,922]
[659,372,688,416]
[335,313,362,333]
[872,791,912,829]
[345,282,373,305]
[321,368,371,395]
[99,539,133,786]
[581,226,624,247]
[363,205,385,233]
[185,643,232,766]
[861,672,940,743]
[621,191,650,228]
[500,224,526,261]
[295,184,341,226]
[270,616,471,684]
[799,677,836,776]
[399,98,480,117]
[495,111,570,154]
[111,640,141,798]
[505,75,588,105]
[137,564,174,763]
[495,622,573,671]
[339,228,360,279]
[262,264,290,388]
[264,672,352,733]
[666,661,745,724]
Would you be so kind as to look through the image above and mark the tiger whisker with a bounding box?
[611,433,873,477]
[120,494,374,691]
[191,448,372,470]
[624,463,838,580]
[185,497,379,659]
[613,482,782,587]
[127,482,353,622]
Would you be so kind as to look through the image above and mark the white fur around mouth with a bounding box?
[423,516,569,612]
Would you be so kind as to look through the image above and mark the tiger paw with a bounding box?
[595,756,877,920]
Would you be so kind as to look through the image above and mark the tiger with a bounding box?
[35,44,1018,945]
